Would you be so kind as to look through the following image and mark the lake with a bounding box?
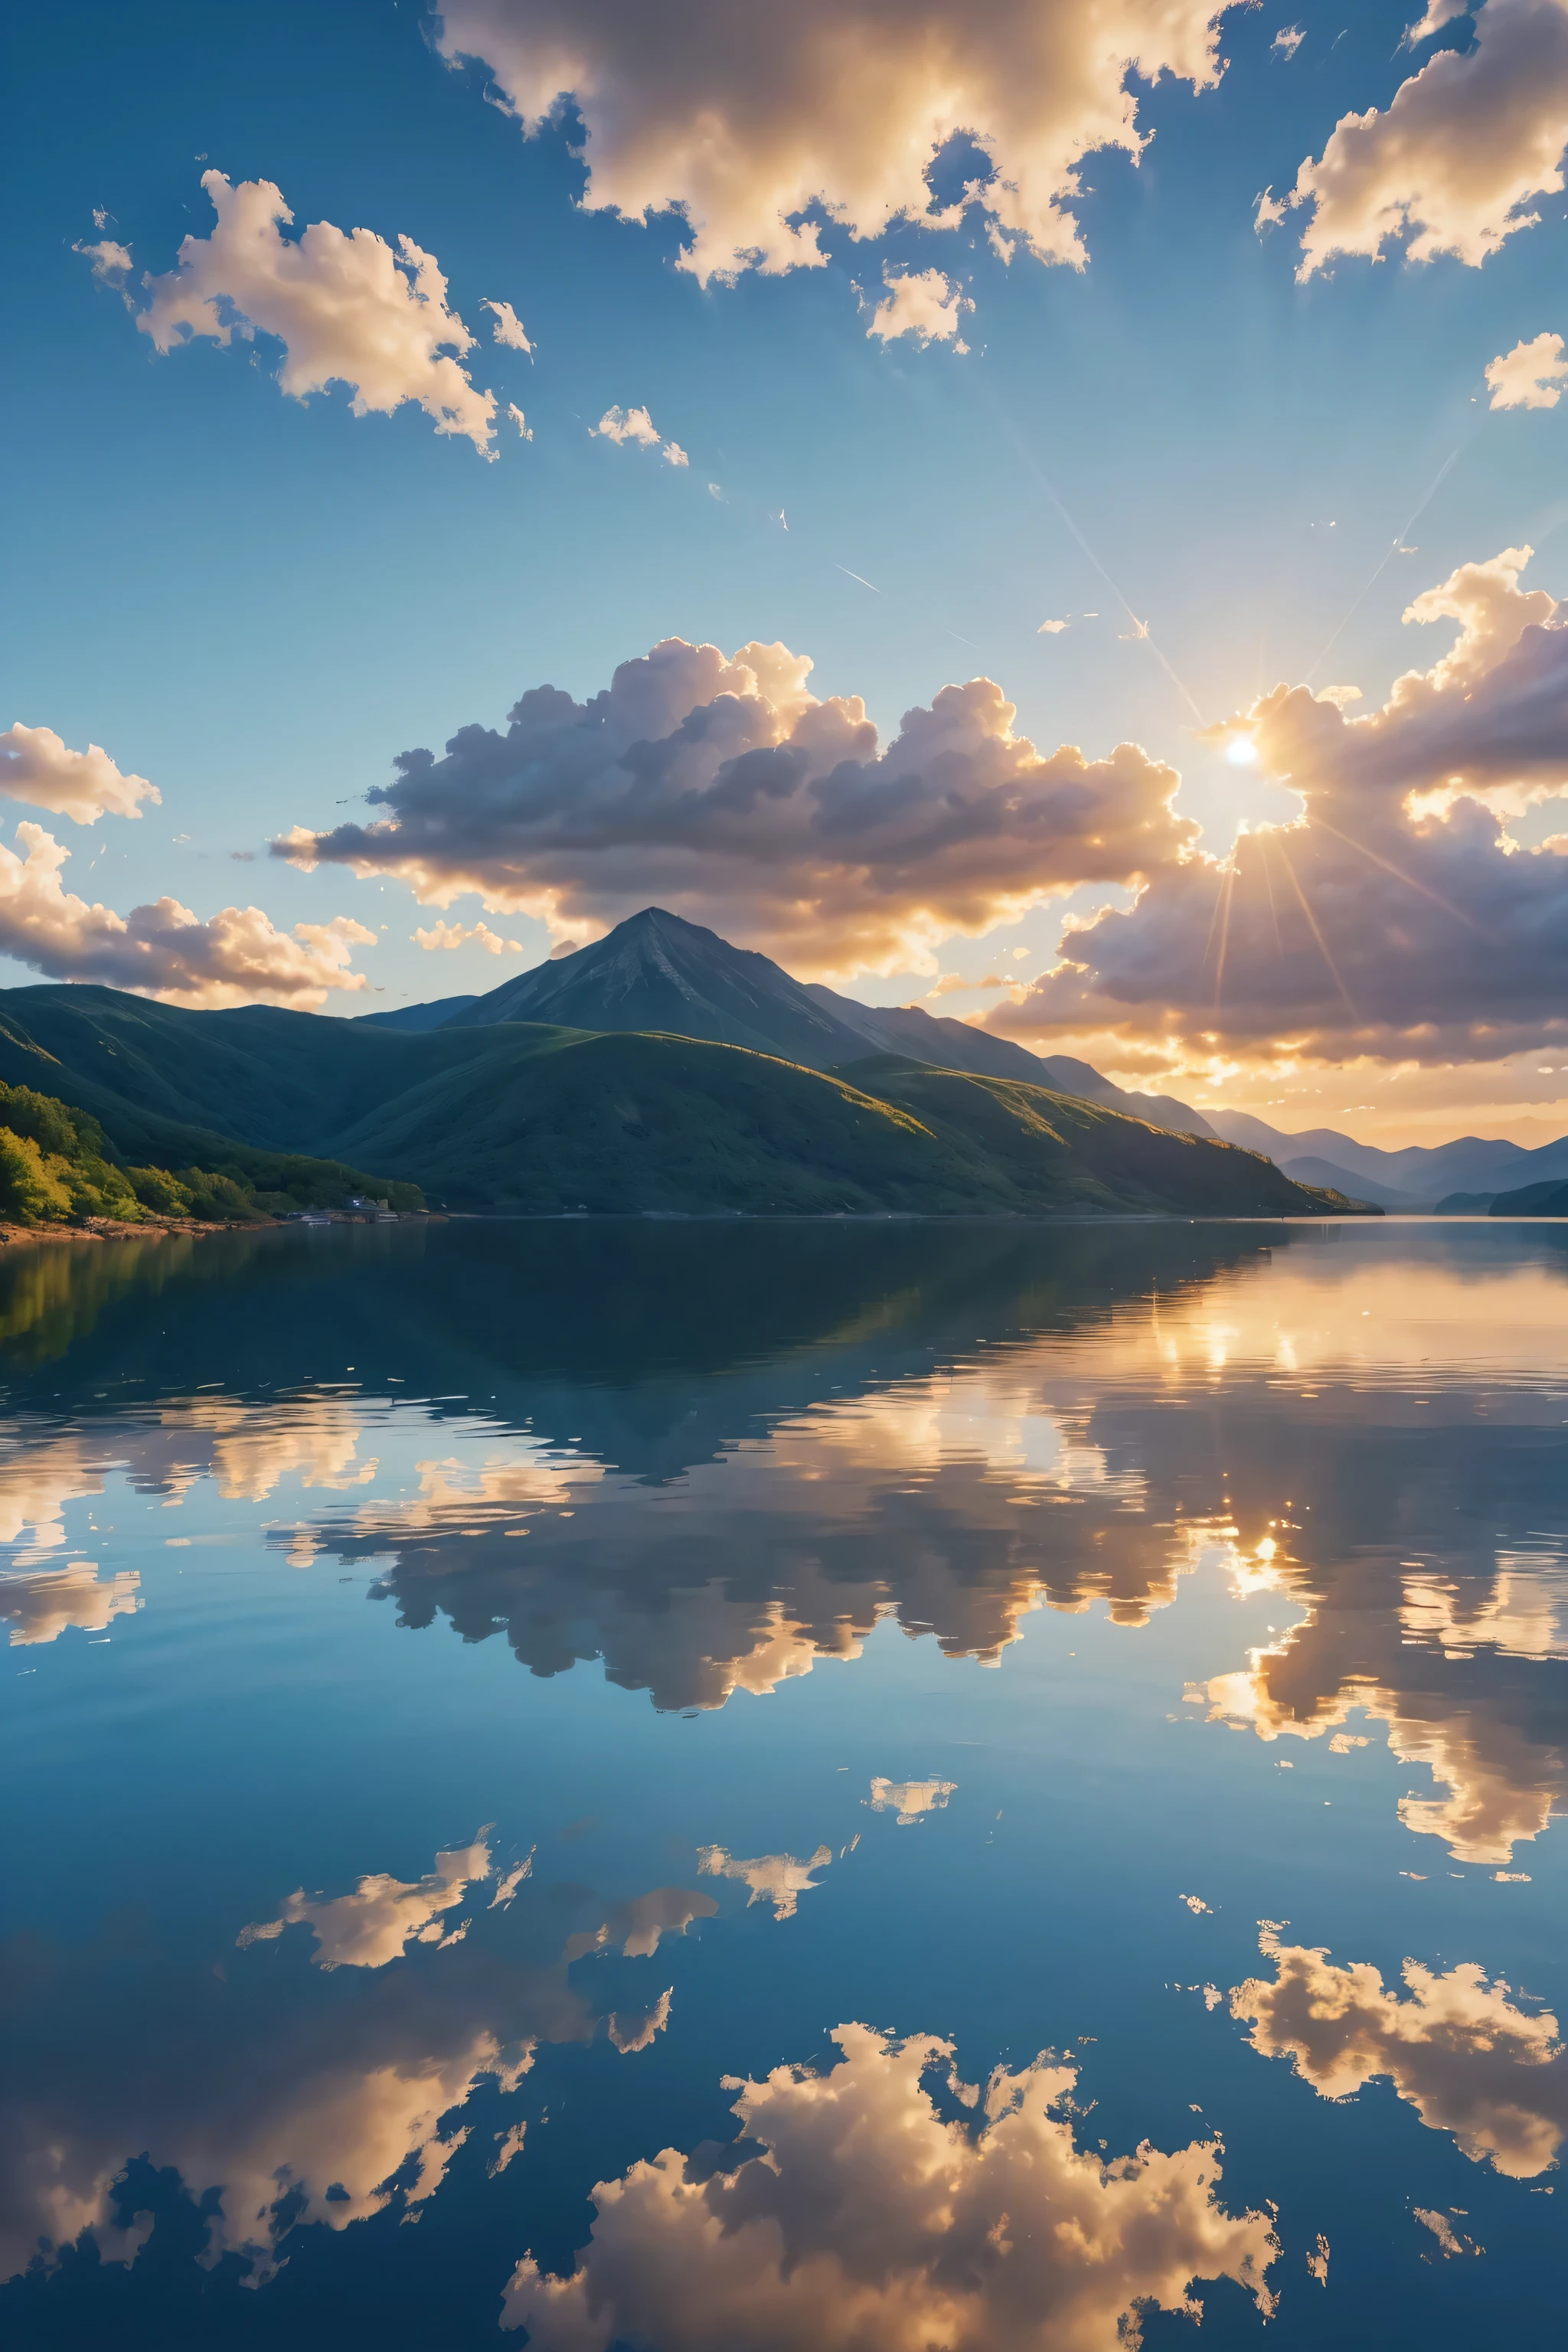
[0,1216,1563,2349]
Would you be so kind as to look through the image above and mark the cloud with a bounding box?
[502,2020,1279,2348]
[507,401,533,439]
[1289,0,1568,277]
[1037,617,1069,634]
[0,1849,685,2289]
[868,1775,956,1823]
[1271,24,1305,56]
[237,1833,495,1968]
[697,1844,831,1919]
[1230,1926,1568,2177]
[483,296,534,351]
[591,402,662,446]
[413,917,522,952]
[1486,327,1568,406]
[925,971,1007,996]
[591,403,690,468]
[1409,0,1478,37]
[866,267,970,349]
[0,1563,140,1647]
[1253,185,1287,234]
[73,237,132,283]
[273,635,1194,981]
[994,544,1568,1069]
[137,172,496,455]
[0,722,158,824]
[0,821,375,1008]
[435,1,1231,286]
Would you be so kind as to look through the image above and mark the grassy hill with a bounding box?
[0,985,1367,1219]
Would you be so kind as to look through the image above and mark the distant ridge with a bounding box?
[1210,1107,1568,1207]
[356,992,479,1033]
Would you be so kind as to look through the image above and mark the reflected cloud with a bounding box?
[1230,1926,1567,2178]
[237,1832,496,1969]
[0,1561,139,1645]
[503,2022,1279,2349]
[0,1854,701,2289]
[697,1845,831,1919]
[869,1777,956,1825]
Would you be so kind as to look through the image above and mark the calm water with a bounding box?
[0,1217,1563,2349]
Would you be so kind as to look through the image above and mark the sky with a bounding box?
[6,0,1568,1145]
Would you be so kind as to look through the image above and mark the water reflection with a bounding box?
[3,1220,1567,2343]
[0,1838,704,2291]
[1230,1927,1567,2179]
[502,2024,1280,2351]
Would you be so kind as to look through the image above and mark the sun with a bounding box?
[1224,735,1259,766]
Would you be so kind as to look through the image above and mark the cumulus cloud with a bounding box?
[435,1,1231,286]
[137,172,496,455]
[483,296,534,351]
[1289,0,1568,276]
[1486,327,1568,406]
[74,237,132,283]
[664,438,690,466]
[591,402,662,446]
[507,401,534,439]
[0,821,374,1008]
[0,722,158,823]
[237,1834,495,1968]
[866,267,970,349]
[1271,24,1305,56]
[502,2021,1278,2348]
[413,917,522,952]
[273,636,1194,981]
[1231,1926,1567,2177]
[1037,617,1069,634]
[995,543,1568,1069]
[697,1843,831,1919]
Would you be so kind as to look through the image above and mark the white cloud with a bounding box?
[867,267,970,349]
[1037,617,1069,633]
[0,821,374,1008]
[275,636,1194,982]
[663,438,690,466]
[869,1776,956,1823]
[591,402,664,448]
[484,296,534,351]
[1290,0,1568,276]
[436,1,1232,286]
[697,1843,831,1919]
[413,918,522,952]
[138,172,497,455]
[73,237,132,282]
[1231,1926,1568,2177]
[237,1833,494,1968]
[1253,185,1287,234]
[1486,327,1568,405]
[507,401,533,439]
[1409,0,1475,36]
[502,2020,1279,2348]
[1271,24,1305,56]
[0,723,158,823]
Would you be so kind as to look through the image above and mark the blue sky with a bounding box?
[6,1,1568,1142]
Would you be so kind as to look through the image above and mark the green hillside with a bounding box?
[0,985,1367,1220]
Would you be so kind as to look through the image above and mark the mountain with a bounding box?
[1276,1156,1415,1211]
[446,906,869,1067]
[0,983,1360,1220]
[1207,1108,1568,1206]
[432,908,1217,1132]
[355,993,479,1033]
[1489,1179,1568,1216]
